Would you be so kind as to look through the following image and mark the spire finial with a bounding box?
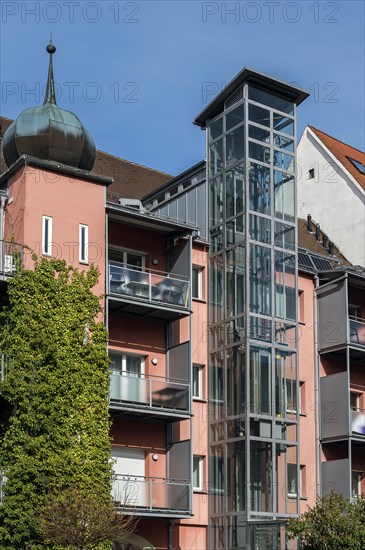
[44,37,56,104]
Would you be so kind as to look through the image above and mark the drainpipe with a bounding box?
[313,275,321,497]
[0,195,6,241]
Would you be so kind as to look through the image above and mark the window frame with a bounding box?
[193,455,204,491]
[79,224,89,264]
[193,364,203,400]
[109,351,146,378]
[42,215,52,256]
[192,265,204,300]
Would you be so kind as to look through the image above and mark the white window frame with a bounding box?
[42,215,52,256]
[109,351,145,378]
[193,455,203,491]
[192,266,203,300]
[193,364,203,400]
[79,224,89,264]
[108,246,145,269]
[352,470,362,498]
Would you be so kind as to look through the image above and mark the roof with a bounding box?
[0,116,172,200]
[194,67,309,127]
[297,217,349,264]
[308,126,365,190]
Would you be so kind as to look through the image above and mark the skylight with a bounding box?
[347,156,365,175]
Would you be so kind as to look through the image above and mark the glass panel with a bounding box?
[226,104,244,131]
[249,214,271,244]
[209,116,223,141]
[210,138,224,176]
[275,251,296,322]
[249,124,270,144]
[275,443,298,515]
[275,350,297,419]
[250,441,273,512]
[210,446,224,513]
[249,141,270,164]
[250,346,271,415]
[275,322,296,349]
[273,113,294,136]
[227,441,245,512]
[210,354,224,418]
[250,316,272,342]
[226,248,245,318]
[226,165,245,218]
[274,222,295,251]
[197,183,207,240]
[226,126,245,167]
[249,103,270,127]
[273,133,294,152]
[274,171,295,222]
[226,216,245,246]
[211,226,224,253]
[209,256,224,324]
[273,151,295,173]
[249,245,271,316]
[249,162,271,215]
[249,85,294,115]
[226,347,245,416]
[250,419,272,437]
[210,175,223,226]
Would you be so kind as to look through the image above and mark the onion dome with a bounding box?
[3,40,96,171]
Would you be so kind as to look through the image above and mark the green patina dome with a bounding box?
[3,41,96,171]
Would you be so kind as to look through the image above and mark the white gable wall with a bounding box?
[297,128,365,266]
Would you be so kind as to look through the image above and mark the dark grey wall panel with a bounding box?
[322,459,350,497]
[320,372,349,439]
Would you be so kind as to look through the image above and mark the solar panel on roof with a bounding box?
[298,252,314,269]
[311,256,333,271]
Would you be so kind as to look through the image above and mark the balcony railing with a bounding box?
[349,317,365,347]
[109,372,190,414]
[0,241,23,277]
[108,262,189,309]
[113,475,191,515]
[351,408,365,436]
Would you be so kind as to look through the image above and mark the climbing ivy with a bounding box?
[0,257,112,549]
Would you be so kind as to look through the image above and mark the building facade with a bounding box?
[1,43,364,550]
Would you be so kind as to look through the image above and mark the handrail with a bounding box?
[109,260,189,282]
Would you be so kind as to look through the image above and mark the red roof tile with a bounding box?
[309,126,365,190]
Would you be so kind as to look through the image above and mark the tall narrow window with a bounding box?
[193,456,203,490]
[193,364,203,399]
[192,266,203,300]
[42,216,52,256]
[79,224,88,264]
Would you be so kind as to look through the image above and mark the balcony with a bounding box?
[113,475,191,517]
[0,241,23,279]
[109,372,191,419]
[349,317,365,347]
[351,408,365,436]
[108,262,190,320]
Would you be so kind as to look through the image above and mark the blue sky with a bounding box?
[1,0,364,175]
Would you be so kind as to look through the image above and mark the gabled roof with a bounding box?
[0,115,172,200]
[308,126,365,190]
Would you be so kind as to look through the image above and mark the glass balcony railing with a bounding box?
[109,373,190,414]
[351,408,365,436]
[349,317,365,347]
[0,241,23,277]
[113,475,191,514]
[108,262,189,309]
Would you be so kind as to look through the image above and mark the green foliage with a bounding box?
[287,492,365,550]
[0,257,112,549]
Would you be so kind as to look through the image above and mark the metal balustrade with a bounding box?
[0,241,23,277]
[113,475,191,514]
[108,262,190,309]
[109,372,190,415]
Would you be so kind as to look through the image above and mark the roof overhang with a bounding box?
[0,155,113,189]
[194,67,309,127]
[107,202,198,237]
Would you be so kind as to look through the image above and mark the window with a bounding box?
[350,392,361,412]
[192,266,203,300]
[286,379,297,414]
[349,304,361,320]
[347,157,365,175]
[298,290,305,323]
[79,224,88,264]
[42,216,52,256]
[193,456,203,490]
[109,247,144,269]
[193,364,203,399]
[109,351,145,377]
[352,471,362,498]
[287,463,297,497]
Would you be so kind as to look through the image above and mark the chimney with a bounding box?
[329,242,334,255]
[322,234,328,248]
[307,214,312,232]
[315,223,321,241]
